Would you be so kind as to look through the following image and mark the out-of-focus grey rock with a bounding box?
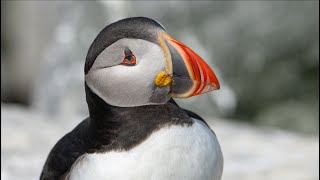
[1,1,61,104]
[31,1,108,117]
[25,1,318,134]
[1,104,318,180]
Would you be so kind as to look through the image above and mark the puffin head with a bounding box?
[85,17,220,107]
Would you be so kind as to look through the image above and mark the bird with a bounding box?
[40,17,223,180]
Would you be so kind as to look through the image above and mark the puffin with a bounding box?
[40,17,223,180]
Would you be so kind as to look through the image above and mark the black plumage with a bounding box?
[40,17,217,180]
[40,84,211,179]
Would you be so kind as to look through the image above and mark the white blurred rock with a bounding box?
[1,104,318,180]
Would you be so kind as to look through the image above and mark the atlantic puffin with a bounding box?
[40,17,223,180]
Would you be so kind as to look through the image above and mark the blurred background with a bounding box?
[1,1,319,180]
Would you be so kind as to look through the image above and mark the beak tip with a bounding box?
[164,33,221,96]
[215,82,220,90]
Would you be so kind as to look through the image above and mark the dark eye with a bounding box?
[121,48,136,65]
[124,55,135,62]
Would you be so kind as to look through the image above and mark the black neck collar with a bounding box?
[84,83,193,152]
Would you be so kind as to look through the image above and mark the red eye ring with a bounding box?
[121,54,136,65]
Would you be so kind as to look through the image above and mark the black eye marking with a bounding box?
[124,47,132,56]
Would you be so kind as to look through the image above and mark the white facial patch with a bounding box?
[85,38,171,107]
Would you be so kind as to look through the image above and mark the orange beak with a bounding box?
[159,33,220,98]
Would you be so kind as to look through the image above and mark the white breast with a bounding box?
[66,119,223,180]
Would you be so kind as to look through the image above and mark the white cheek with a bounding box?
[85,43,168,107]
